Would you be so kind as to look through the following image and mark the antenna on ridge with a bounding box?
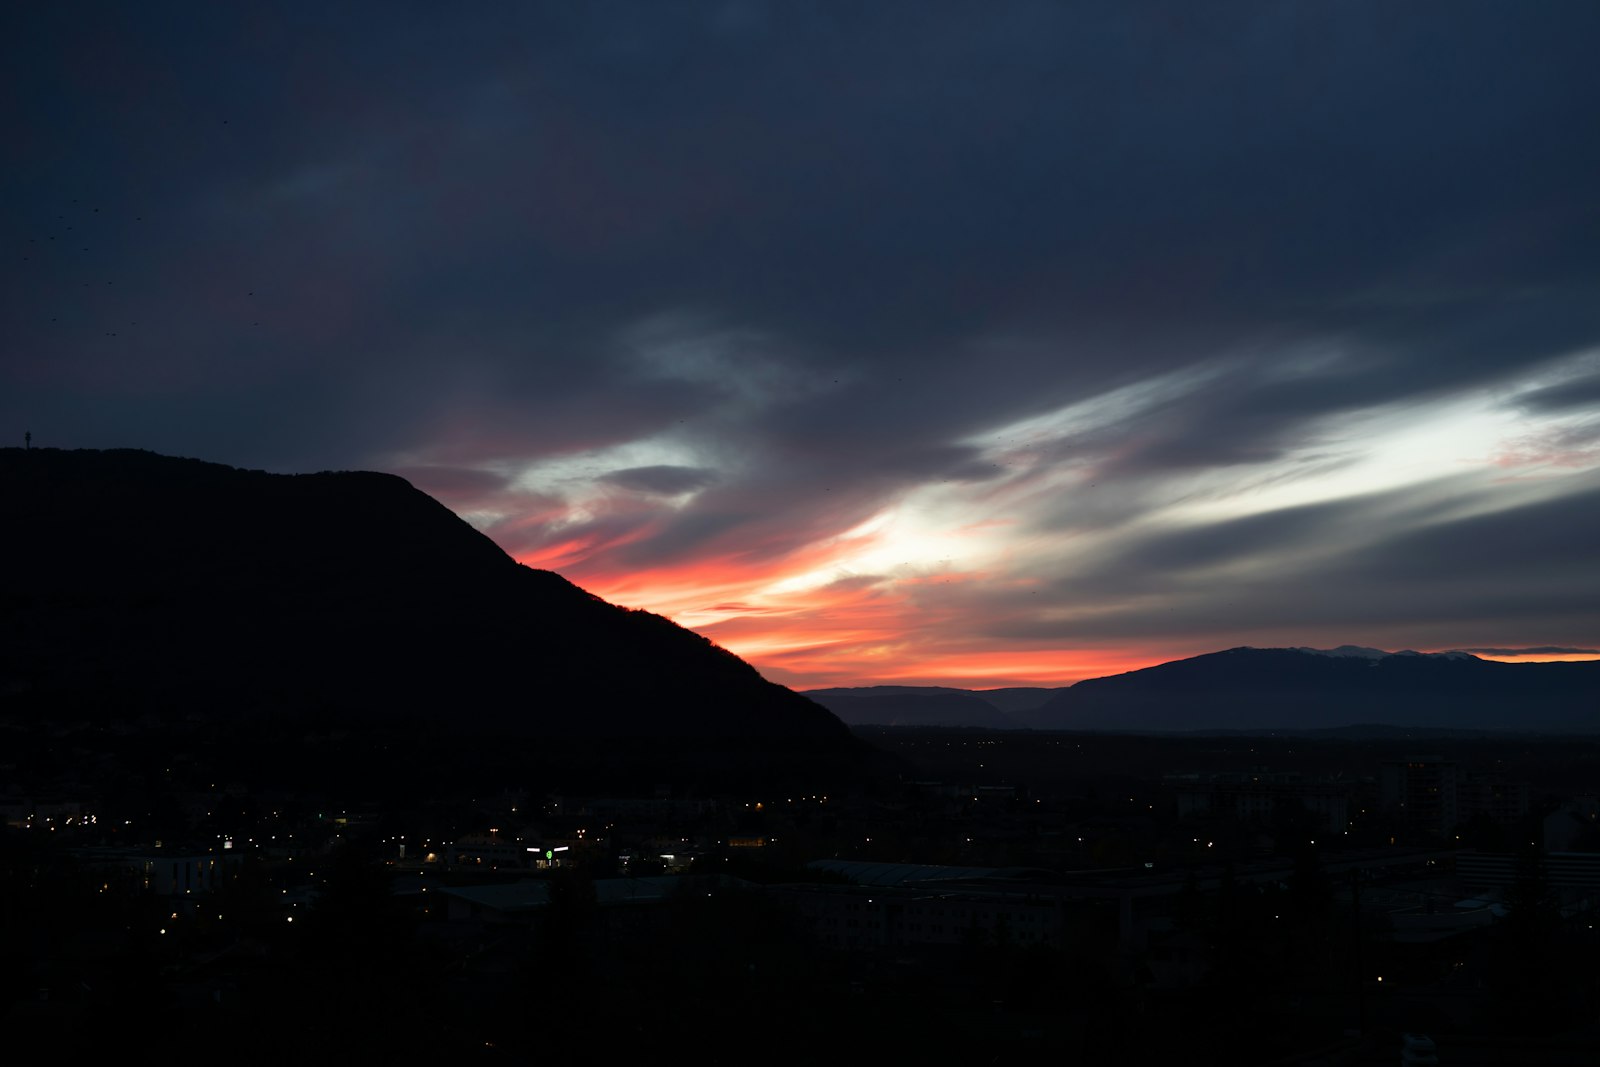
[24,430,30,450]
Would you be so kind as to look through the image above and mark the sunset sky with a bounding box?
[5,3,1599,689]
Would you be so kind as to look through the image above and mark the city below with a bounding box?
[7,723,1599,1064]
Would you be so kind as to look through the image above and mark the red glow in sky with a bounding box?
[522,540,1193,690]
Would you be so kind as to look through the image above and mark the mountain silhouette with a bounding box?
[1025,646,1600,733]
[1,448,878,791]
[805,650,1599,732]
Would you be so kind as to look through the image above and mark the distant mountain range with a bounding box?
[0,448,883,792]
[808,646,1599,734]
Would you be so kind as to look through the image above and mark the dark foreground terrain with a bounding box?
[5,726,1598,1064]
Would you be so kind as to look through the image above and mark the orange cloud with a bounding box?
[1472,652,1600,664]
[534,526,1184,689]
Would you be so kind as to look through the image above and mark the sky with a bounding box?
[5,2,1600,689]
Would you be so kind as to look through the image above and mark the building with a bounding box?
[1544,796,1600,852]
[1381,757,1459,836]
[1172,771,1352,832]
[1381,758,1532,837]
[1456,850,1600,894]
[72,847,240,896]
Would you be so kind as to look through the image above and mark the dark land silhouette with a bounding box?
[0,447,888,796]
[812,648,1600,732]
[1029,646,1600,733]
[802,685,1023,728]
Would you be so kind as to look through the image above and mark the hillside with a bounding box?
[803,685,1068,727]
[0,448,878,792]
[802,687,1016,728]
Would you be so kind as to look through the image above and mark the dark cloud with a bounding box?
[1515,375,1600,414]
[1068,477,1473,586]
[8,3,1598,475]
[609,469,880,569]
[1342,479,1600,584]
[979,475,1600,645]
[390,464,513,499]
[599,465,720,495]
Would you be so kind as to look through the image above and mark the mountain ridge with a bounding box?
[807,646,1597,732]
[0,447,879,791]
[1025,645,1599,733]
